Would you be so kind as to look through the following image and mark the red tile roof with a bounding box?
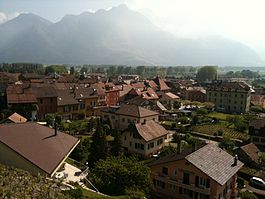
[115,104,159,118]
[240,143,261,164]
[8,112,27,123]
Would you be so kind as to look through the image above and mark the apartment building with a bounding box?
[149,144,243,199]
[206,81,251,113]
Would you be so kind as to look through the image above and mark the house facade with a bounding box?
[249,119,265,147]
[122,120,168,157]
[206,81,251,113]
[149,144,243,199]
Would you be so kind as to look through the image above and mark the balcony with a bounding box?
[154,173,210,195]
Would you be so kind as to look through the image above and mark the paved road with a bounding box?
[246,185,265,196]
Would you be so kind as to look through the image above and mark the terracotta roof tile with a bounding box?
[116,104,158,117]
[8,112,27,123]
[240,143,261,164]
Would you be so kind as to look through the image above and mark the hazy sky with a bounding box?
[1,0,265,59]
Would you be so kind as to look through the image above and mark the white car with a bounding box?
[249,177,265,189]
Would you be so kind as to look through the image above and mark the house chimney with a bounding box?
[234,155,238,166]
[54,122,57,136]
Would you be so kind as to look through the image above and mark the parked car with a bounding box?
[249,177,265,189]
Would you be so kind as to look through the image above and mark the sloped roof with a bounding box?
[56,90,78,106]
[240,143,261,164]
[186,144,243,186]
[31,85,58,98]
[154,76,170,91]
[135,120,168,142]
[6,84,37,104]
[0,122,79,175]
[116,104,158,117]
[165,92,180,99]
[7,112,27,123]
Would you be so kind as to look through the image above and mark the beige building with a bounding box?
[101,104,159,130]
[0,122,79,177]
[206,81,251,113]
[149,144,243,199]
[122,120,168,157]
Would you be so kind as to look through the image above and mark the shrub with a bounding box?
[239,191,258,199]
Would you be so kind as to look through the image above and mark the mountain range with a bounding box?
[0,4,263,66]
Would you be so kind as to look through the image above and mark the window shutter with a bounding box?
[206,179,210,188]
[195,176,199,187]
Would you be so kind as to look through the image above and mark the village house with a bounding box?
[101,104,159,130]
[74,86,99,116]
[249,119,265,148]
[185,87,207,103]
[6,84,38,120]
[149,144,243,199]
[0,122,79,177]
[234,143,263,169]
[206,81,251,113]
[31,84,58,119]
[56,89,79,120]
[121,120,168,157]
[157,91,180,110]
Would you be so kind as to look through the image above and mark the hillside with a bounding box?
[0,5,263,66]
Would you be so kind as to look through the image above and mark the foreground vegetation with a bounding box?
[0,164,68,199]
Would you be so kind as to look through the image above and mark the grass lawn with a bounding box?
[207,112,242,121]
[82,189,128,199]
[193,124,249,140]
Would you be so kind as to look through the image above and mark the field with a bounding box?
[207,112,243,121]
[193,124,249,140]
[82,189,128,199]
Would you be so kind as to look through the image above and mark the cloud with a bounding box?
[0,11,24,24]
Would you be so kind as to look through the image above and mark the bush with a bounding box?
[63,188,84,199]
[124,187,146,199]
[197,108,208,115]
[239,191,258,199]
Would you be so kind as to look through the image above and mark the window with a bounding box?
[157,138,163,146]
[235,94,237,97]
[80,102,85,110]
[253,137,259,142]
[124,136,127,141]
[40,99,43,104]
[162,167,168,175]
[135,143,144,150]
[122,118,125,122]
[148,142,154,149]
[183,172,190,185]
[50,98,53,103]
[129,142,132,147]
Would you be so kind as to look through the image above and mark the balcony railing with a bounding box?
[154,173,210,195]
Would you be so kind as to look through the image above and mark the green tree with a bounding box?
[219,136,235,151]
[70,66,75,75]
[159,145,177,157]
[196,66,217,83]
[239,191,258,199]
[90,156,151,196]
[88,120,109,167]
[110,131,123,156]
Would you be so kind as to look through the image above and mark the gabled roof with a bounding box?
[74,87,98,100]
[31,84,58,98]
[239,143,261,164]
[116,104,159,117]
[153,76,170,91]
[6,84,37,104]
[7,112,27,123]
[0,122,79,176]
[135,120,168,142]
[186,144,243,186]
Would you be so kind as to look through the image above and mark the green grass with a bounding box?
[82,189,128,199]
[193,124,249,140]
[207,112,236,121]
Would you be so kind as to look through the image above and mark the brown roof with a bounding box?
[0,122,79,175]
[8,112,27,123]
[56,90,78,106]
[74,87,98,99]
[6,84,37,104]
[240,143,261,164]
[135,120,168,142]
[116,104,159,118]
[249,119,265,130]
[186,144,244,185]
[31,85,58,98]
[207,81,250,92]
